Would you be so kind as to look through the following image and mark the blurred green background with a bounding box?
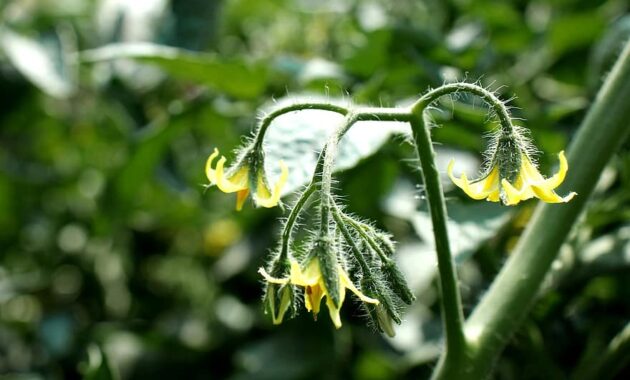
[0,0,629,379]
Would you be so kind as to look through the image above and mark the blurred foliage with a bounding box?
[0,0,629,379]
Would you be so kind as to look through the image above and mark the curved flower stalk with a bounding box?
[448,130,576,205]
[205,146,288,210]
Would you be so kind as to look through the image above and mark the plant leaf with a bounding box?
[76,42,267,98]
[0,28,75,98]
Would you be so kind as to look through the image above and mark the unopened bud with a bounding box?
[383,260,415,305]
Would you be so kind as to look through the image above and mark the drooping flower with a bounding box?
[448,150,576,206]
[205,147,288,210]
[259,257,379,328]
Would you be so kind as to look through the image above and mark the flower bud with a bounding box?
[382,260,416,305]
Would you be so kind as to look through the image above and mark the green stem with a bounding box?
[456,40,630,379]
[339,213,392,264]
[319,114,358,229]
[278,183,316,261]
[412,82,515,135]
[408,112,468,371]
[253,102,349,149]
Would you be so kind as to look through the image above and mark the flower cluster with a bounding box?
[448,130,576,205]
[258,203,414,334]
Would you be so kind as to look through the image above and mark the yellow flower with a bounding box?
[448,151,576,206]
[205,148,289,211]
[259,258,379,328]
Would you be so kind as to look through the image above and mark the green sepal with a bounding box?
[263,282,295,325]
[494,134,522,184]
[361,278,398,335]
[315,234,340,308]
[382,261,416,305]
[262,256,295,324]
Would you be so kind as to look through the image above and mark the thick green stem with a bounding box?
[408,113,468,372]
[455,40,630,379]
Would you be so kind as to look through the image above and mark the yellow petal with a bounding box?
[448,160,500,200]
[290,258,321,287]
[258,267,289,285]
[325,284,345,329]
[530,185,577,203]
[339,267,379,304]
[511,174,535,200]
[501,179,524,206]
[544,151,569,189]
[205,148,219,182]
[520,155,546,183]
[215,157,249,193]
[519,152,576,204]
[254,160,289,208]
[486,189,501,202]
[235,189,250,211]
[305,283,325,315]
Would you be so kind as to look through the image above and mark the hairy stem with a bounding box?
[412,82,515,136]
[253,102,349,149]
[408,112,468,373]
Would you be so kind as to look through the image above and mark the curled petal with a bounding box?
[215,157,249,193]
[515,152,576,204]
[544,151,569,189]
[254,161,289,208]
[205,148,220,183]
[530,185,577,203]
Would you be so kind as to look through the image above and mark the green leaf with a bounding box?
[261,96,410,195]
[76,42,267,98]
[0,28,75,98]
